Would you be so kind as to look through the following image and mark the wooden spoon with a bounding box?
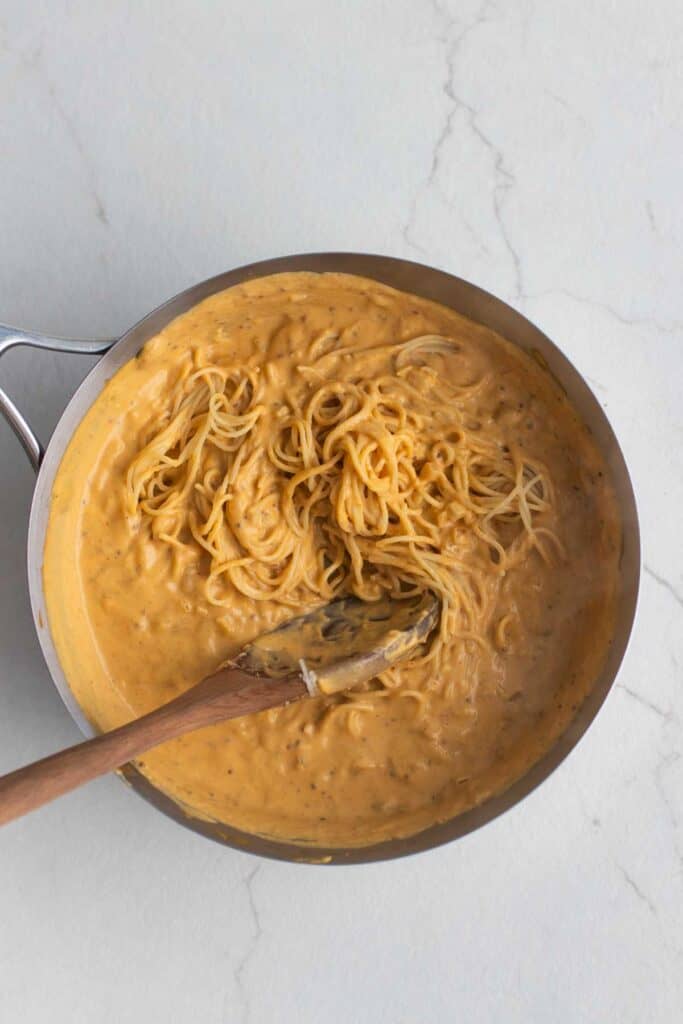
[0,592,438,826]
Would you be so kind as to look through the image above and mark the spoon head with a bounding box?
[234,592,440,695]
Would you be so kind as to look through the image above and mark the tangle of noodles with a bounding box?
[125,333,565,714]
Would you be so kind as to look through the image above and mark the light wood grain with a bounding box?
[0,667,306,826]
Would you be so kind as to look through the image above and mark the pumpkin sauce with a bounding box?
[43,273,620,847]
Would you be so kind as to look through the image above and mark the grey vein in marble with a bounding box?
[524,287,683,336]
[2,34,109,227]
[543,89,589,129]
[403,0,523,296]
[43,76,110,226]
[654,752,683,868]
[232,864,264,1024]
[644,565,683,610]
[617,863,659,918]
[645,200,659,235]
[617,683,672,721]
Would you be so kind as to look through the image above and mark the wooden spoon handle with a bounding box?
[0,667,306,827]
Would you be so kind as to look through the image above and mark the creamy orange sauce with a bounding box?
[44,273,620,847]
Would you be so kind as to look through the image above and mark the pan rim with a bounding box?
[26,251,641,864]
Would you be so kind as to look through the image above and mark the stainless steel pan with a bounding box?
[0,253,640,863]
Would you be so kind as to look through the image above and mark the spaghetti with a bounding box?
[125,330,564,707]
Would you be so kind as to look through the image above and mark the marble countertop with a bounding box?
[1,2,681,1021]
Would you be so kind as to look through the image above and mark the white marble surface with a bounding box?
[1,1,681,1020]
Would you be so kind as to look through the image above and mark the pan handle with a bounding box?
[0,326,116,472]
